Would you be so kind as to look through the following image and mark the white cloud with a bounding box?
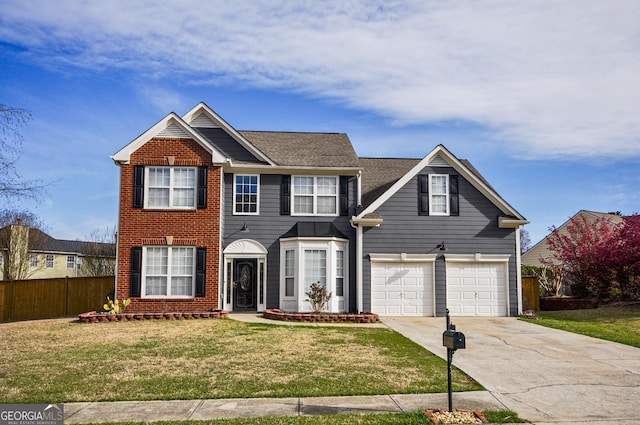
[1,0,639,159]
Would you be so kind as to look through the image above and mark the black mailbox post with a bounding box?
[442,309,466,412]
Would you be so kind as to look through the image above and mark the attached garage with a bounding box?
[445,254,510,316]
[370,254,436,316]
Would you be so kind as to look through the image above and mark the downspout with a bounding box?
[350,219,363,314]
[515,226,523,315]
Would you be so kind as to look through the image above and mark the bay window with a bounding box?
[279,238,347,312]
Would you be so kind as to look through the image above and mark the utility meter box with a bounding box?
[442,329,466,350]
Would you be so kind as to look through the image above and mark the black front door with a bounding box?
[233,259,257,311]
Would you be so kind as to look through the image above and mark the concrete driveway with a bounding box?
[383,317,640,425]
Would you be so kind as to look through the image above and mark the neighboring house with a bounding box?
[112,102,528,317]
[0,226,116,280]
[522,210,624,268]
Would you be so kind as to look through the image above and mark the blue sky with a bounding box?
[1,0,639,245]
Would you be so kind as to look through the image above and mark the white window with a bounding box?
[234,174,259,214]
[429,174,449,215]
[45,254,54,268]
[304,249,327,296]
[292,176,338,216]
[336,250,344,297]
[280,239,347,312]
[143,246,195,297]
[30,254,39,268]
[67,255,75,269]
[284,249,295,297]
[145,167,196,209]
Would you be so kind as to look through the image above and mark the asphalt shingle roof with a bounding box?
[239,131,360,168]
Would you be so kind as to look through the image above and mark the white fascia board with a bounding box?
[223,161,361,175]
[499,217,530,228]
[182,102,275,166]
[110,113,226,164]
[356,144,526,221]
[369,253,438,262]
[444,253,511,262]
[350,216,383,227]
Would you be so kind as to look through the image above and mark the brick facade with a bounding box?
[116,138,221,312]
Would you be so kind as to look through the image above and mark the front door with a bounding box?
[233,259,257,311]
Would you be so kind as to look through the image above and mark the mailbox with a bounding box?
[442,329,466,350]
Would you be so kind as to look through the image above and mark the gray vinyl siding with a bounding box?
[223,173,358,311]
[362,166,518,316]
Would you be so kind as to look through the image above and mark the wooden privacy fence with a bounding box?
[521,275,540,311]
[0,276,114,321]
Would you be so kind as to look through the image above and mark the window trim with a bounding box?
[141,246,196,298]
[67,255,76,269]
[144,166,197,210]
[233,174,260,215]
[291,176,339,216]
[30,253,39,268]
[45,254,54,268]
[429,174,450,216]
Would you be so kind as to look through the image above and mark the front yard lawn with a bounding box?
[532,303,640,348]
[0,318,482,403]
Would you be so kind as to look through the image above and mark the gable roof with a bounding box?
[111,112,228,164]
[356,144,527,226]
[182,102,274,165]
[0,227,115,256]
[239,131,360,168]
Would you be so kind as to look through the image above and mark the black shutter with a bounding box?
[130,247,142,297]
[280,175,291,215]
[195,248,206,297]
[133,166,144,208]
[197,166,208,209]
[418,175,429,215]
[339,176,349,216]
[449,175,459,216]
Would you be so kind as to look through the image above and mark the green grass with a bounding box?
[0,318,482,403]
[531,303,640,347]
[87,409,525,425]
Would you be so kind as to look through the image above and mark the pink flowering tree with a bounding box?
[544,215,618,299]
[608,214,640,300]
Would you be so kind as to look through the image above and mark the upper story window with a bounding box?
[234,175,259,215]
[146,167,196,209]
[418,174,459,217]
[67,255,76,269]
[45,254,54,268]
[292,176,338,216]
[429,174,449,215]
[30,254,38,268]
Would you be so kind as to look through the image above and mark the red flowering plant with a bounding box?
[545,213,640,301]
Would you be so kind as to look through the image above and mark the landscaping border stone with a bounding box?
[263,308,379,323]
[78,310,228,323]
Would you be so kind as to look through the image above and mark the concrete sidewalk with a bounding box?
[64,391,505,423]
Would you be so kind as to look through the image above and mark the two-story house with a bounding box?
[112,102,527,316]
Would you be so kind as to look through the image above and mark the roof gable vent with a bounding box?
[428,154,450,167]
[157,122,190,138]
[190,112,220,128]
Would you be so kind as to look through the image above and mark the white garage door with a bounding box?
[447,262,507,316]
[371,262,434,316]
